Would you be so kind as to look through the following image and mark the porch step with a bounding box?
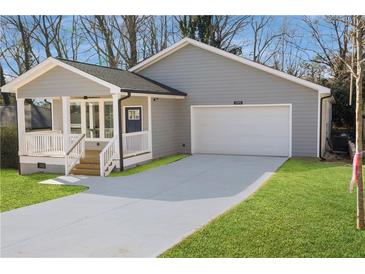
[80,158,100,164]
[74,163,100,170]
[71,150,101,176]
[71,168,100,176]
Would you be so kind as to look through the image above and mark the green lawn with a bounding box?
[0,154,188,212]
[0,169,87,212]
[110,154,189,177]
[161,158,365,258]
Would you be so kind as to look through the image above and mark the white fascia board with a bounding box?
[119,91,185,99]
[130,38,190,73]
[130,37,331,94]
[1,57,120,94]
[1,58,56,93]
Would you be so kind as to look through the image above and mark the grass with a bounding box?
[110,153,190,177]
[0,169,87,212]
[161,158,365,258]
[0,154,188,212]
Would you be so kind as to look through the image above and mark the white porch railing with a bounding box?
[65,134,86,175]
[123,130,149,157]
[24,131,81,157]
[100,136,118,177]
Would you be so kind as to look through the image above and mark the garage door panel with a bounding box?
[192,105,290,156]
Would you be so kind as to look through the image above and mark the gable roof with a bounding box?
[1,57,186,97]
[130,37,331,95]
[56,58,186,96]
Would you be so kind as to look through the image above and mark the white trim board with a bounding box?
[2,57,120,93]
[130,37,331,95]
[190,104,293,157]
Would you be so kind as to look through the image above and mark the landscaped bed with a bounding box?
[161,158,365,258]
[0,169,87,212]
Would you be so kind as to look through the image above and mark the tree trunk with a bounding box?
[355,16,364,229]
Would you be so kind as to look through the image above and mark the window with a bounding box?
[86,102,100,138]
[69,99,114,139]
[128,109,140,120]
[70,102,81,134]
[104,102,113,138]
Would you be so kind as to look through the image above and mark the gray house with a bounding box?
[1,38,333,176]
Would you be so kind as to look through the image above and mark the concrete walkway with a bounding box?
[1,154,287,257]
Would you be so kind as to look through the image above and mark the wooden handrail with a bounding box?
[100,136,117,155]
[65,134,85,156]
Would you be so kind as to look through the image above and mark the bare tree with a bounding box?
[271,18,307,77]
[345,16,365,230]
[0,16,39,75]
[110,16,148,68]
[80,16,121,67]
[51,16,84,60]
[248,16,282,65]
[175,16,248,54]
[141,16,174,59]
[303,16,351,78]
[31,16,63,58]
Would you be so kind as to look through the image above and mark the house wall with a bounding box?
[140,44,319,157]
[122,96,149,132]
[321,98,332,155]
[17,66,110,98]
[150,98,183,158]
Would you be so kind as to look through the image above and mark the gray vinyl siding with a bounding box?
[141,45,319,157]
[17,66,110,98]
[151,98,183,158]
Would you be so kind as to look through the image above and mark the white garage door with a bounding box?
[191,105,291,157]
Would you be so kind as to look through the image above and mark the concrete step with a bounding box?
[71,168,100,176]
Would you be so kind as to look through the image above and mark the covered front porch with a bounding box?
[2,57,186,176]
[17,94,152,176]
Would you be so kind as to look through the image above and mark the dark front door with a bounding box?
[125,107,142,133]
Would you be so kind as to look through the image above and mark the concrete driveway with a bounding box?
[1,154,286,257]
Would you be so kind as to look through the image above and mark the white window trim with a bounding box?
[190,104,293,157]
[122,105,144,134]
[70,98,114,141]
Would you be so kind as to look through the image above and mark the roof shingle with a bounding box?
[56,58,186,96]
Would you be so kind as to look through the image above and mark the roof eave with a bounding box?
[119,88,187,97]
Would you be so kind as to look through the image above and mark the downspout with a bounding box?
[319,92,333,160]
[118,91,131,171]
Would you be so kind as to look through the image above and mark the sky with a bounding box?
[0,15,342,79]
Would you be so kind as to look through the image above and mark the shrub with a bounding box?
[0,126,18,168]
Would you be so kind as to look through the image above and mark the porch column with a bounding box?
[89,102,94,138]
[99,99,105,139]
[112,94,121,162]
[16,97,25,155]
[62,96,71,150]
[80,100,87,135]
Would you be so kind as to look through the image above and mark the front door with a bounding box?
[125,107,142,133]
